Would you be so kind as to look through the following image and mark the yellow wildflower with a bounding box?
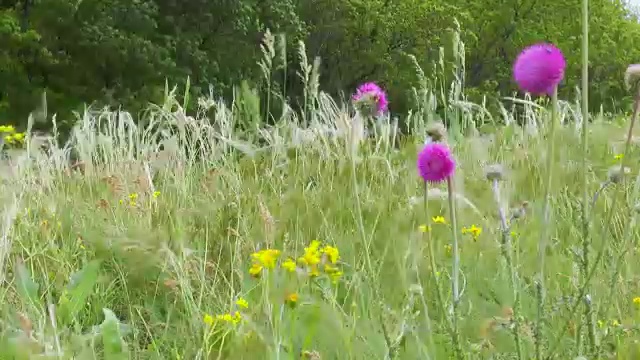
[611,319,620,327]
[127,193,138,207]
[249,249,280,277]
[286,293,299,307]
[231,311,242,324]
[203,313,214,326]
[282,258,297,272]
[321,245,340,264]
[0,125,15,133]
[597,320,604,328]
[251,249,280,269]
[249,263,263,277]
[11,132,25,143]
[634,297,640,306]
[462,225,482,240]
[236,298,249,309]
[432,216,446,224]
[298,240,321,267]
[153,191,161,198]
[418,224,430,233]
[615,153,624,161]
[444,244,453,257]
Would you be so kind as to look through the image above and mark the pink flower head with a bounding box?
[417,142,455,183]
[352,82,388,116]
[513,43,566,96]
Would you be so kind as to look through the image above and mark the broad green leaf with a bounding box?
[100,308,128,360]
[14,261,39,309]
[57,260,102,325]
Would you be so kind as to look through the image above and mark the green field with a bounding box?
[1,83,640,360]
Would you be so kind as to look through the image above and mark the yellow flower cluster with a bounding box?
[462,224,482,240]
[0,125,26,146]
[249,249,281,277]
[204,311,241,326]
[248,240,343,283]
[597,319,621,328]
[297,240,342,283]
[203,297,249,327]
[418,215,447,233]
[432,216,446,224]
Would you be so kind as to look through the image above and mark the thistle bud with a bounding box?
[607,166,631,184]
[625,64,640,91]
[484,164,505,181]
[510,201,529,220]
[425,122,448,143]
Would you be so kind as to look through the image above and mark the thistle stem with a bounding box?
[579,0,595,353]
[491,178,523,360]
[535,86,559,360]
[446,177,464,359]
[545,87,640,359]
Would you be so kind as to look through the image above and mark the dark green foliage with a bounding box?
[1,0,640,128]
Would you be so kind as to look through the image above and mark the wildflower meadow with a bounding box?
[4,10,640,360]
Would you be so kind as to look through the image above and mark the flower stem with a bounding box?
[535,85,559,360]
[545,88,640,359]
[423,183,461,359]
[491,178,523,360]
[424,184,447,320]
[597,170,640,336]
[446,177,464,359]
[579,0,595,354]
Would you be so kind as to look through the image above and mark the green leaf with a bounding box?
[14,260,39,309]
[58,260,101,325]
[100,308,128,360]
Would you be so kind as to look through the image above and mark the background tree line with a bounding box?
[1,0,639,130]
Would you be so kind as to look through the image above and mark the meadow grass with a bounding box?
[1,87,640,360]
[3,28,640,359]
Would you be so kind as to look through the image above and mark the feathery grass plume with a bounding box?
[485,163,523,359]
[417,142,462,358]
[513,41,566,360]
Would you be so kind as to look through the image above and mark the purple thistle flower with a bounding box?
[352,82,388,116]
[417,142,456,183]
[513,43,566,96]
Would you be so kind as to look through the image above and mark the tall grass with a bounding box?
[1,24,640,360]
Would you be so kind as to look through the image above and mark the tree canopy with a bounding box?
[1,0,639,127]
